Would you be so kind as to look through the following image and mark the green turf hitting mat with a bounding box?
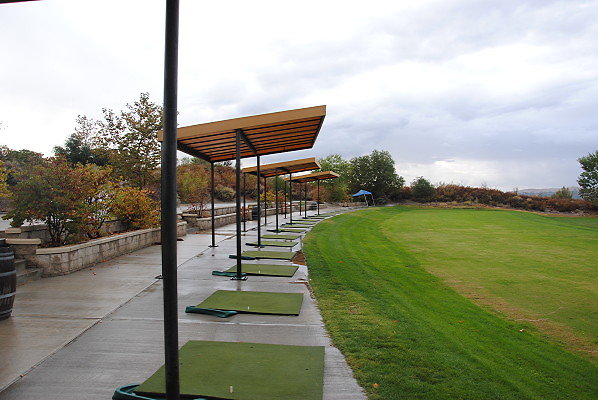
[222,263,298,277]
[268,228,306,233]
[246,240,298,248]
[132,340,325,400]
[281,223,312,227]
[261,234,301,240]
[231,250,296,260]
[186,290,303,315]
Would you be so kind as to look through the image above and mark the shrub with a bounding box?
[411,177,435,201]
[428,184,596,213]
[4,158,114,245]
[110,186,159,230]
[78,164,115,239]
[259,191,276,207]
[177,164,209,214]
[214,185,235,201]
[552,187,573,199]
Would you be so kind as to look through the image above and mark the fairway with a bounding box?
[303,206,598,399]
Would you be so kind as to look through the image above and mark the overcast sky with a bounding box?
[1,0,597,190]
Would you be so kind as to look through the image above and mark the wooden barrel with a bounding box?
[0,244,16,321]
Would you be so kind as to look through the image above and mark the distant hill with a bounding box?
[518,187,582,199]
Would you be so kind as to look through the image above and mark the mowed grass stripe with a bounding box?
[303,206,597,400]
[378,207,598,349]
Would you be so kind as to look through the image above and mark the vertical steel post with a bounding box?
[289,172,293,224]
[235,130,242,278]
[304,183,308,217]
[275,171,279,231]
[209,162,216,247]
[299,180,302,216]
[243,173,246,232]
[256,157,261,247]
[263,176,267,226]
[161,0,180,398]
[283,180,287,218]
[317,180,320,215]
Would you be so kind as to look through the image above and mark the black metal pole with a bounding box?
[263,176,267,226]
[283,180,287,218]
[289,172,293,224]
[209,162,216,247]
[235,130,242,279]
[299,180,302,217]
[243,173,246,232]
[161,0,180,398]
[317,180,320,215]
[304,183,308,218]
[256,157,261,247]
[275,172,279,231]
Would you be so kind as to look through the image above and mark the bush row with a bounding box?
[401,184,596,213]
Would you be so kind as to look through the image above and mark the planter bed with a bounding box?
[32,222,186,277]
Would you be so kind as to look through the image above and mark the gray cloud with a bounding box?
[1,0,597,190]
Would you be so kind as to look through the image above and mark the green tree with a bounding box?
[316,154,351,201]
[0,146,45,186]
[54,116,109,166]
[552,187,573,199]
[348,150,404,200]
[96,93,163,189]
[0,161,10,198]
[577,150,598,204]
[411,177,435,201]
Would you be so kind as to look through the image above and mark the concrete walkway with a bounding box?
[0,209,365,400]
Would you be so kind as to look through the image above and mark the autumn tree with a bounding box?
[96,93,163,189]
[5,158,113,245]
[0,146,45,186]
[0,162,10,198]
[110,186,159,230]
[177,163,210,214]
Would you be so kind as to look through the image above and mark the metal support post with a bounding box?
[304,183,308,217]
[161,0,180,398]
[256,156,261,247]
[289,172,293,224]
[317,180,320,215]
[283,181,287,218]
[243,173,246,232]
[234,129,244,280]
[275,171,279,231]
[209,162,217,247]
[263,176,267,225]
[298,182,303,216]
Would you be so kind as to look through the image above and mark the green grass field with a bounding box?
[303,206,597,399]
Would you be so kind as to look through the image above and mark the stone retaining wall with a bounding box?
[22,222,187,277]
[2,219,129,244]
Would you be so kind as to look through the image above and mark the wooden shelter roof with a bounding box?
[285,171,340,183]
[159,105,326,162]
[242,158,320,178]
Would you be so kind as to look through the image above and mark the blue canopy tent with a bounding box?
[352,189,374,206]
